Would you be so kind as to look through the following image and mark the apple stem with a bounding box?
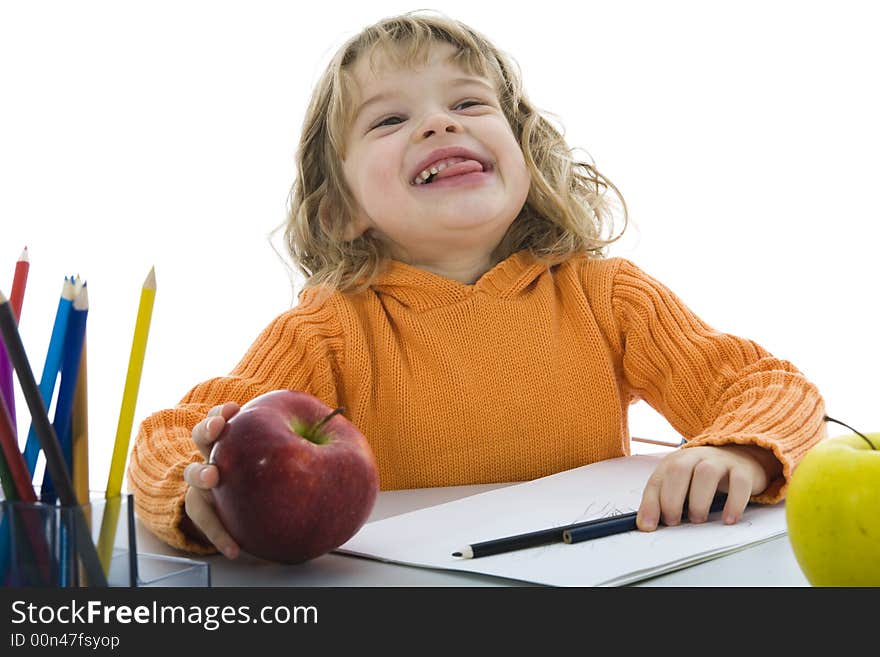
[823,415,877,450]
[314,407,346,434]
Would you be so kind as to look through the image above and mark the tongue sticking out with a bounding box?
[433,159,484,181]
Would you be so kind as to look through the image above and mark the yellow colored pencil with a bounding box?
[105,267,155,499]
[96,496,121,576]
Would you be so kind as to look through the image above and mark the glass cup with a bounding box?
[0,495,209,587]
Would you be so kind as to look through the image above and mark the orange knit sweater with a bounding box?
[127,251,827,554]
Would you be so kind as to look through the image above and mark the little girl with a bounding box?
[127,11,826,560]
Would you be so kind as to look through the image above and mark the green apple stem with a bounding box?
[823,415,877,450]
[313,407,346,434]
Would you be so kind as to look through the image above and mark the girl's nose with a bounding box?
[415,112,463,140]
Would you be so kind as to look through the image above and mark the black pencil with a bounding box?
[452,494,729,559]
[127,494,138,587]
[564,495,727,544]
[0,289,108,587]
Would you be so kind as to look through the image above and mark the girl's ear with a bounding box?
[319,194,372,241]
[341,207,372,241]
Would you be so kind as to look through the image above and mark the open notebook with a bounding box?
[336,454,787,586]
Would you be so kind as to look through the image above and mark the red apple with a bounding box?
[208,389,379,563]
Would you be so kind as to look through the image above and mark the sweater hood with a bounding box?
[368,249,550,311]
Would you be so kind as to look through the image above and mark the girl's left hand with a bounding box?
[635,444,776,532]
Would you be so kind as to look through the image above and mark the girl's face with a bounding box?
[341,41,530,269]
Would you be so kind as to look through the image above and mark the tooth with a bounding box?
[414,157,467,185]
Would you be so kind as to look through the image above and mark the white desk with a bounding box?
[129,483,810,587]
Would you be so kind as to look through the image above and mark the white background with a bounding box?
[1,0,877,490]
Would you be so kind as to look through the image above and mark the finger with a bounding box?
[659,456,696,526]
[636,474,663,531]
[204,402,240,439]
[219,401,240,420]
[721,466,753,524]
[184,487,240,559]
[193,412,230,459]
[686,459,725,523]
[191,417,213,454]
[183,462,219,490]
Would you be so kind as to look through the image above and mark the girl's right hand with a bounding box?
[182,401,241,559]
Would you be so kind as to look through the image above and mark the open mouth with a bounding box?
[412,163,495,190]
[411,156,492,185]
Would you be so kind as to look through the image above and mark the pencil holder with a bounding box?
[0,499,91,587]
[0,495,209,587]
[108,547,211,587]
[91,493,210,587]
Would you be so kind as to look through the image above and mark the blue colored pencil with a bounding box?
[23,276,76,476]
[40,283,88,505]
[40,283,88,587]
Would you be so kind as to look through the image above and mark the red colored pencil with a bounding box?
[0,247,27,434]
[0,389,36,502]
[9,247,29,320]
[0,386,52,584]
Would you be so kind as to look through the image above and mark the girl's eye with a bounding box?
[370,100,484,130]
[374,116,403,129]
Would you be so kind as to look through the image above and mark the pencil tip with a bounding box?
[144,266,156,289]
[451,552,462,557]
[74,284,89,309]
[19,246,29,261]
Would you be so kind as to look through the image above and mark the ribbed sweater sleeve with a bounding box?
[608,258,826,503]
[126,290,345,554]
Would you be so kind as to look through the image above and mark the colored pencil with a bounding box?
[9,247,29,319]
[42,283,88,585]
[0,247,27,436]
[72,330,90,586]
[1,251,38,584]
[0,391,52,585]
[0,384,37,501]
[0,248,30,495]
[0,353,14,436]
[0,367,18,583]
[105,267,155,499]
[452,495,730,559]
[72,332,90,507]
[0,442,14,500]
[0,288,107,586]
[97,495,120,576]
[23,276,76,475]
[127,494,138,587]
[40,283,88,504]
[563,496,728,544]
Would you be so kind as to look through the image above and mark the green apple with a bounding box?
[786,431,880,586]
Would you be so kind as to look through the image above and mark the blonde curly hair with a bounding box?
[277,9,628,299]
